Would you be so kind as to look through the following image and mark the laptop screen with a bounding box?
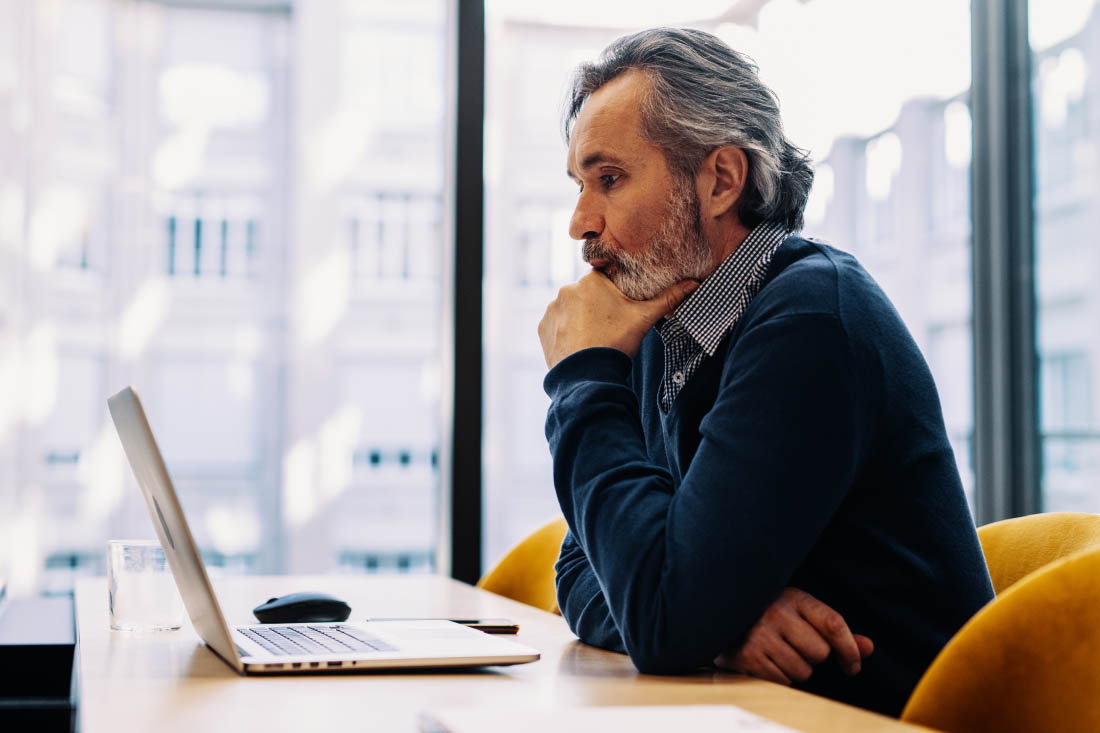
[108,386,242,670]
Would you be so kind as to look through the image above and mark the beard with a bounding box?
[582,177,713,301]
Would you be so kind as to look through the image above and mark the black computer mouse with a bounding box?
[253,592,352,624]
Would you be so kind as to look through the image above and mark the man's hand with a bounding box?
[714,587,874,685]
[538,271,699,369]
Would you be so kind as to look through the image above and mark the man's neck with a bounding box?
[705,219,752,278]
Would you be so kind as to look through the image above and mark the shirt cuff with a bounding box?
[543,347,633,400]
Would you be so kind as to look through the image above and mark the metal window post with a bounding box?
[970,0,1040,523]
[440,0,485,583]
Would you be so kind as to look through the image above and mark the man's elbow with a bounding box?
[624,636,708,676]
[559,598,628,654]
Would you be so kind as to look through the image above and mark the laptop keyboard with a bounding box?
[237,625,398,656]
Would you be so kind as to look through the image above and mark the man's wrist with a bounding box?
[543,347,632,400]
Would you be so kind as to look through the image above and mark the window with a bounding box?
[346,191,443,288]
[160,193,262,279]
[1,0,1088,597]
[0,0,448,595]
[1031,1,1100,512]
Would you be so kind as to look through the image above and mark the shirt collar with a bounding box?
[661,221,790,356]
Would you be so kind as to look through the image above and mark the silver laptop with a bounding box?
[107,386,540,674]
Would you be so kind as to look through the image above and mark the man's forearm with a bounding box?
[555,531,627,653]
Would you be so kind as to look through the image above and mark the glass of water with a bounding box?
[107,539,184,631]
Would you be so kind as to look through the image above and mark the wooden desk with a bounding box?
[75,575,925,732]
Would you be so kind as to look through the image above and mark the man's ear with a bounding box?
[699,146,748,220]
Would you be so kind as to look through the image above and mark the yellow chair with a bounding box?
[977,511,1100,594]
[901,543,1100,732]
[477,517,569,614]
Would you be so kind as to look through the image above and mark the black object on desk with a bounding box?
[253,592,352,623]
[0,590,78,730]
[367,618,519,634]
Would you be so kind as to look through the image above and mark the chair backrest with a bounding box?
[977,511,1100,594]
[901,543,1100,732]
[477,517,569,614]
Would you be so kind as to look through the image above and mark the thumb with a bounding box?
[854,634,874,659]
[646,278,700,318]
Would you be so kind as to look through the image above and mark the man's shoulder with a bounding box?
[744,234,884,320]
[746,235,851,319]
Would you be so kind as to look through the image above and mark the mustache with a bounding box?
[582,238,618,266]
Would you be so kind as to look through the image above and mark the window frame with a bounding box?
[970,0,1041,523]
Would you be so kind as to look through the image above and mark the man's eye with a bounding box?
[600,174,620,188]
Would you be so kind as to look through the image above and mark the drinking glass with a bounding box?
[107,539,184,631]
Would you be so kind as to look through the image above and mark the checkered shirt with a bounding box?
[656,222,790,412]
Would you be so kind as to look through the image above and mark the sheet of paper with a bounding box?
[420,704,801,733]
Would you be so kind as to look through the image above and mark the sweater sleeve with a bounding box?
[544,313,866,674]
[554,529,627,653]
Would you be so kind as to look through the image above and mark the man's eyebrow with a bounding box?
[566,152,627,181]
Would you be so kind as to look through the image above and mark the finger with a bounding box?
[795,593,862,675]
[757,634,814,683]
[758,652,794,686]
[777,615,832,665]
[643,278,700,315]
[729,651,792,686]
[855,634,874,659]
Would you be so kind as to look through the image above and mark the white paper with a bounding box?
[420,704,802,733]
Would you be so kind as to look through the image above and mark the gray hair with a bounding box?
[564,27,813,232]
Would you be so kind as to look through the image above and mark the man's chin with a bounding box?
[612,277,667,302]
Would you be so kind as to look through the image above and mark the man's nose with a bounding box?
[569,192,604,241]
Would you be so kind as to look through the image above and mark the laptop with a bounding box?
[107,386,540,674]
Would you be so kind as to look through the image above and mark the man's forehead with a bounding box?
[566,70,650,177]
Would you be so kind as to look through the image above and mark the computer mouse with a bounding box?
[253,592,352,624]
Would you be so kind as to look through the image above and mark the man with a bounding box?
[538,27,993,717]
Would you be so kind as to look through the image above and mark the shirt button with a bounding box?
[671,371,685,385]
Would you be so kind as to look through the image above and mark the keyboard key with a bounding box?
[329,626,397,652]
[238,629,286,656]
[237,625,397,656]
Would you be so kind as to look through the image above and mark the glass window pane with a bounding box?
[483,0,975,568]
[0,0,447,595]
[1030,1,1100,511]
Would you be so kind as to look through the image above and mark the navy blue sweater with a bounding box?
[545,236,994,716]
